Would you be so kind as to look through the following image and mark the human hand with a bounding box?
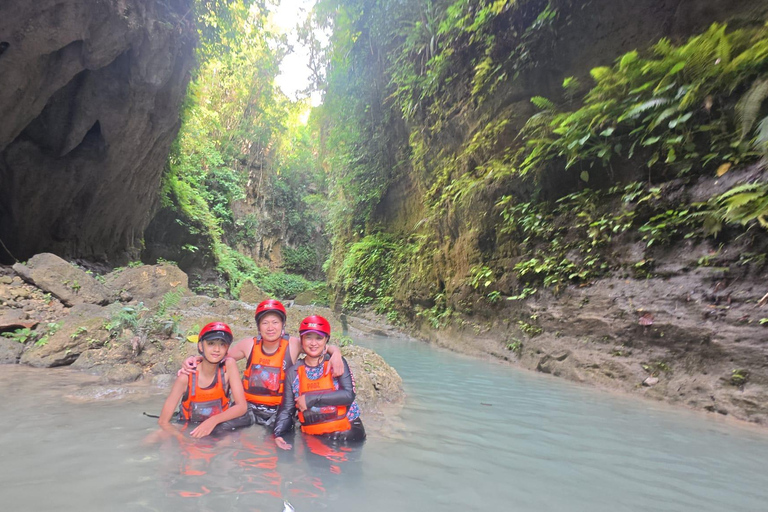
[190,418,217,438]
[295,394,308,412]
[275,436,292,450]
[328,350,343,377]
[177,356,202,377]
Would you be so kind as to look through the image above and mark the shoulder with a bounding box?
[172,373,189,392]
[224,358,240,373]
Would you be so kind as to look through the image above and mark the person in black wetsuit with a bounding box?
[273,315,366,450]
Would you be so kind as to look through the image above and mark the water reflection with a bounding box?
[144,425,363,510]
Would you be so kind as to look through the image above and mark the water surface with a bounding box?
[1,335,767,511]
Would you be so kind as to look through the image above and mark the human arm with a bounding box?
[273,366,298,447]
[303,358,356,409]
[288,334,344,377]
[179,337,251,376]
[189,359,248,438]
[158,374,188,426]
[325,344,344,377]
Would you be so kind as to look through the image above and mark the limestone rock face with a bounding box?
[0,0,196,264]
[13,253,112,306]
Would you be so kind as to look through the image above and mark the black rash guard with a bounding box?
[273,356,356,438]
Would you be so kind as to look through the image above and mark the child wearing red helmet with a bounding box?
[158,322,249,438]
[273,315,366,449]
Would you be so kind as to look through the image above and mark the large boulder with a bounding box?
[238,281,269,305]
[342,345,405,411]
[103,263,191,306]
[13,253,111,306]
[20,303,111,367]
[0,0,196,264]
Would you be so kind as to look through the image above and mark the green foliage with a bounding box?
[520,22,768,179]
[36,322,61,347]
[702,182,768,235]
[337,335,355,347]
[335,233,402,310]
[283,245,320,275]
[105,304,147,337]
[506,339,523,354]
[1,327,34,344]
[730,368,750,387]
[3,323,63,346]
[517,320,542,337]
[642,361,671,376]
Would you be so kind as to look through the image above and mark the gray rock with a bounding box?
[100,363,144,383]
[238,281,269,304]
[151,374,176,388]
[13,253,111,306]
[643,376,660,387]
[342,345,405,411]
[104,264,190,307]
[20,303,111,367]
[0,338,24,364]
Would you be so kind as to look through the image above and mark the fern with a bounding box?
[736,78,768,140]
[530,96,556,111]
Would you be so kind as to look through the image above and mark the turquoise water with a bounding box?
[1,335,768,511]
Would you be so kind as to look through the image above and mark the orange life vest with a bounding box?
[297,361,351,435]
[180,365,229,422]
[242,337,290,406]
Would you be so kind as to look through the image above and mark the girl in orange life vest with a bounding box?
[159,322,249,438]
[273,315,366,450]
[181,299,345,427]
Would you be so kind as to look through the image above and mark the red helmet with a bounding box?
[254,299,287,324]
[299,315,331,338]
[198,322,234,345]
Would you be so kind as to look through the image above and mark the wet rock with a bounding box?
[13,253,111,306]
[0,338,23,363]
[238,281,268,304]
[20,303,111,367]
[151,374,176,388]
[643,376,660,387]
[104,264,191,307]
[100,363,144,383]
[342,345,405,411]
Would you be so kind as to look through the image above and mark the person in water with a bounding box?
[273,315,366,450]
[159,322,249,438]
[182,299,344,427]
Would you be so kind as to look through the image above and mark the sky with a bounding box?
[270,0,324,107]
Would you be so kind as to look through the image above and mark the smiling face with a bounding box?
[258,312,285,342]
[301,331,328,359]
[198,338,228,364]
